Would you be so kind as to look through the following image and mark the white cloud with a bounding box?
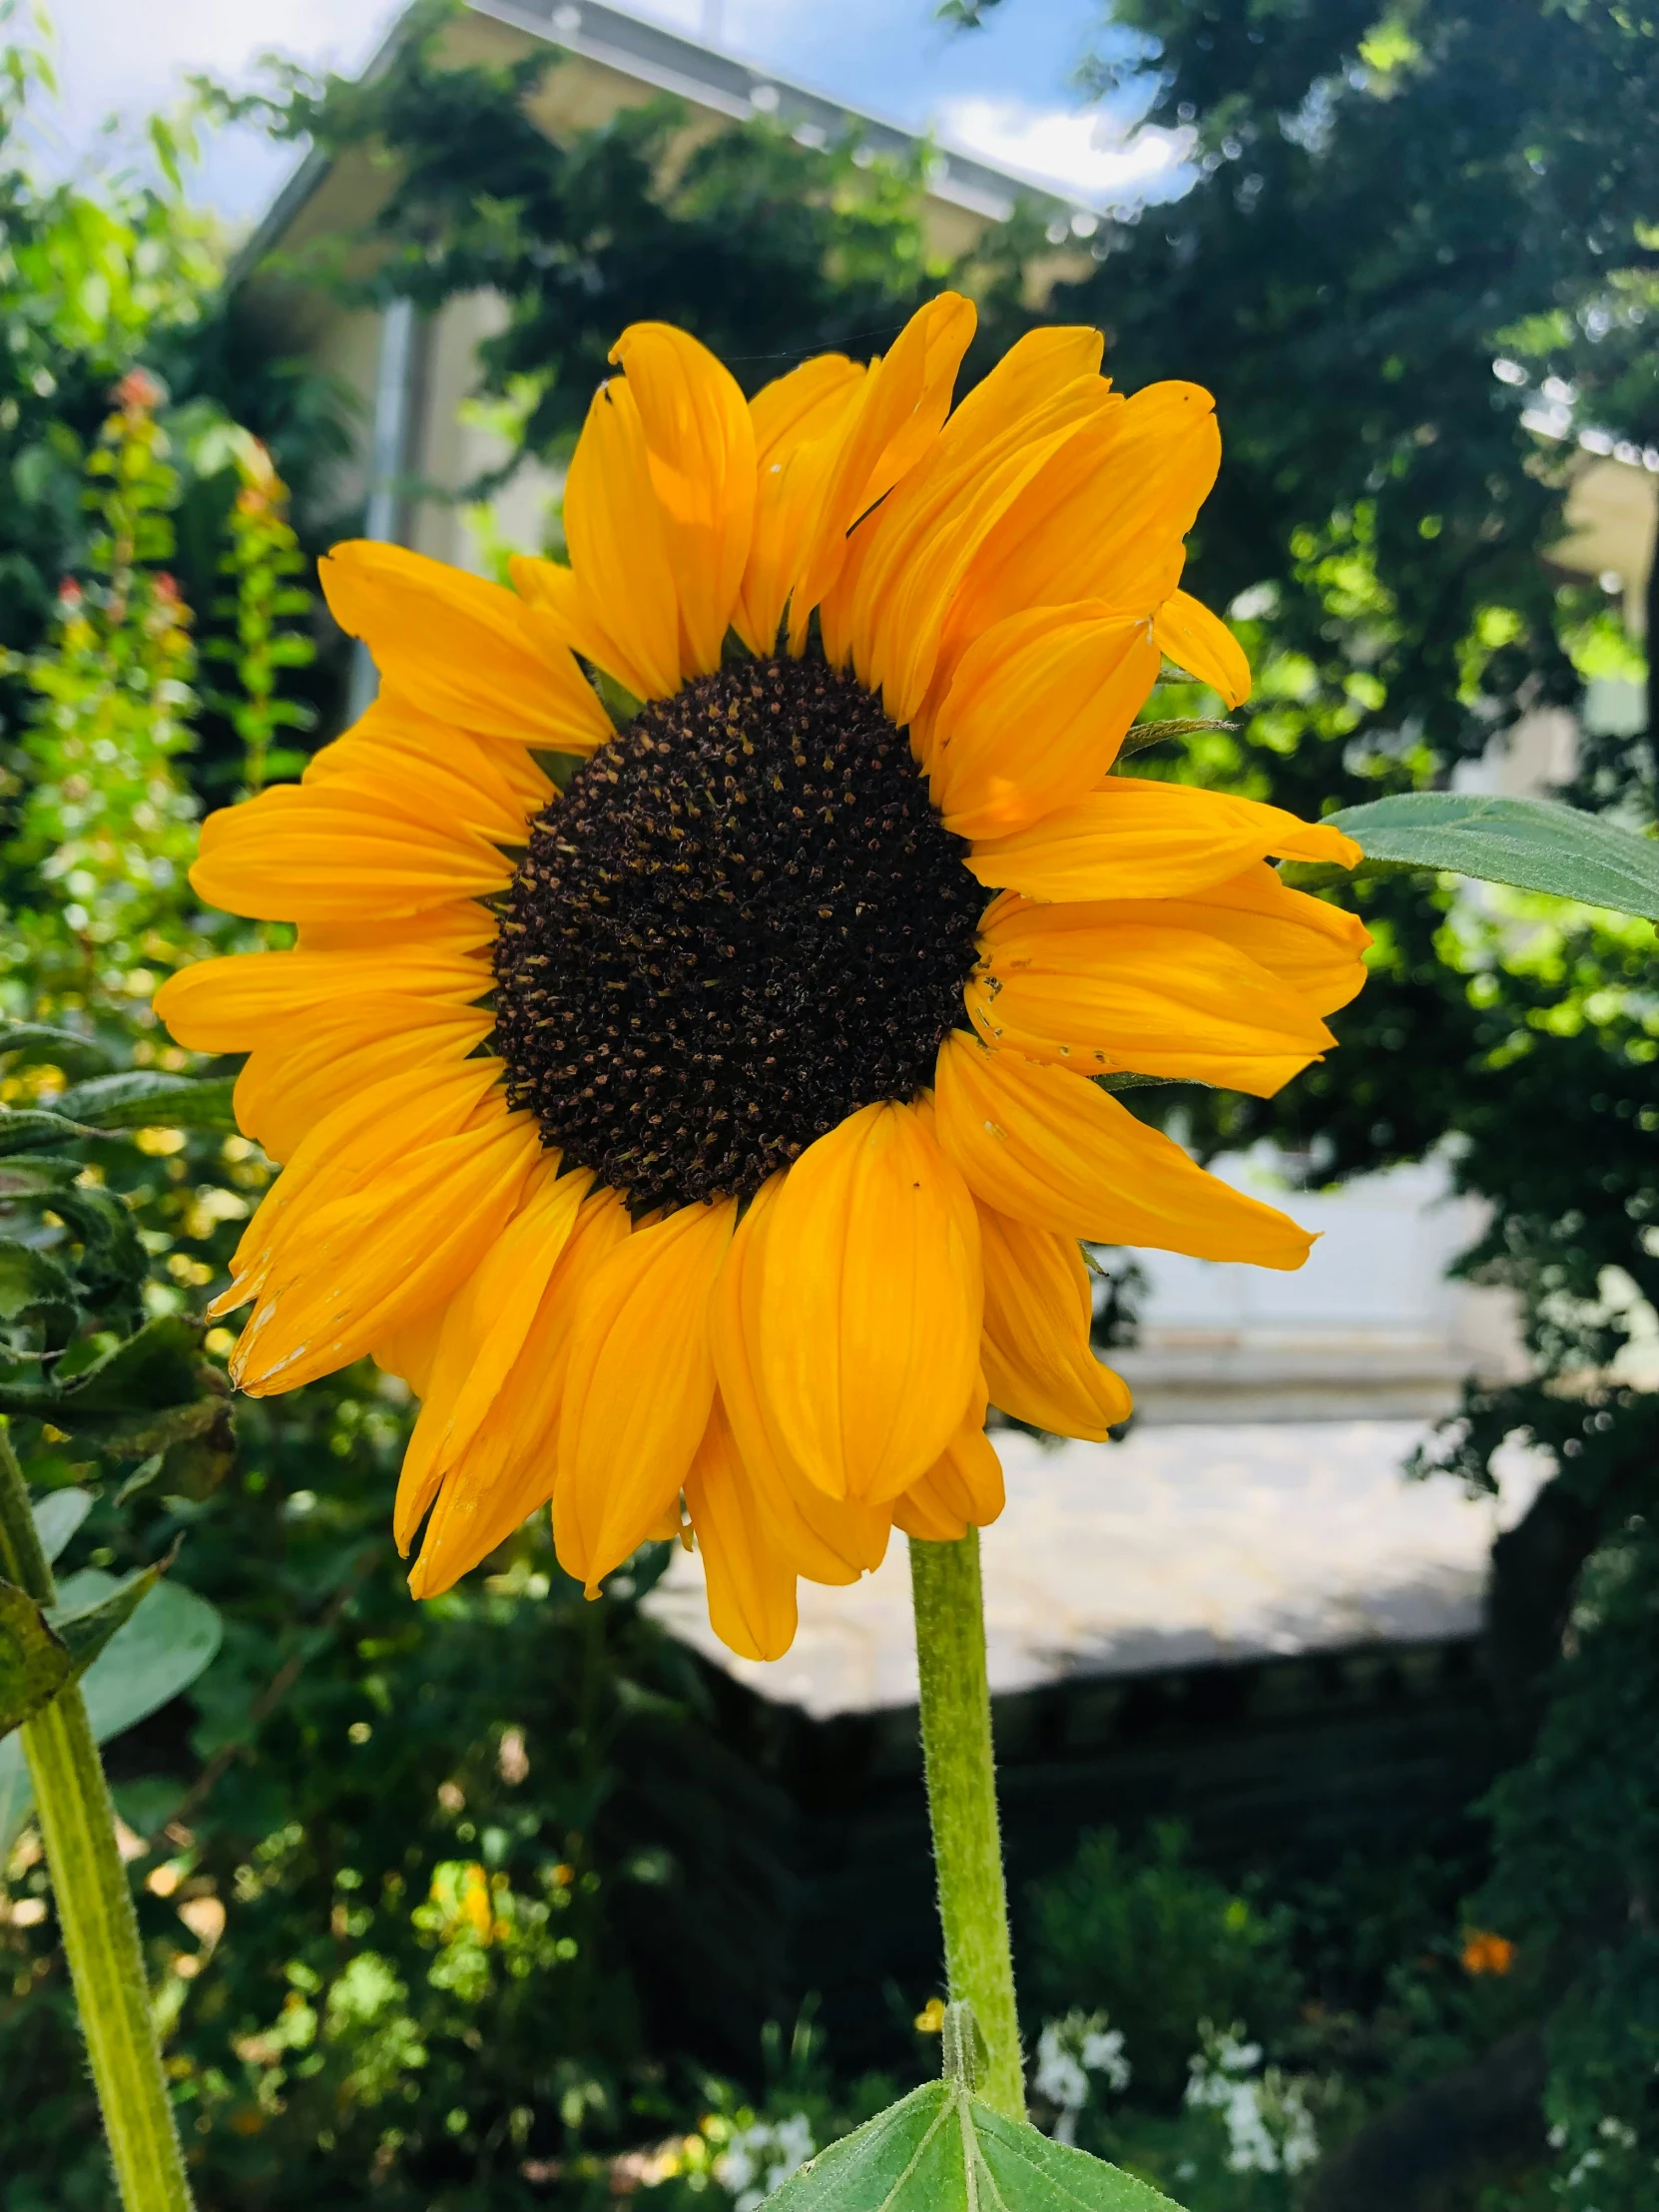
[935,94,1193,209]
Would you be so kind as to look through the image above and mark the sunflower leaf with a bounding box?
[765,2078,1185,2212]
[1324,792,1659,918]
[0,1569,224,1852]
[49,1546,177,1684]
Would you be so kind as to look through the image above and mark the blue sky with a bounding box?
[42,0,1185,225]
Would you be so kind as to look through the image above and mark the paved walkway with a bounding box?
[643,1419,1550,1719]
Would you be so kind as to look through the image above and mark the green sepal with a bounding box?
[54,1071,240,1131]
[1314,791,1659,919]
[0,1579,71,1737]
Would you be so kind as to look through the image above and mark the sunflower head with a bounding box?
[158,295,1367,1662]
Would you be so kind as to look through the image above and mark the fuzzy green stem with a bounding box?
[908,1527,1025,2120]
[0,1424,194,2212]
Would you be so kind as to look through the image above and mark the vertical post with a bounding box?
[908,1527,1025,2120]
[0,1426,195,2212]
[347,294,418,724]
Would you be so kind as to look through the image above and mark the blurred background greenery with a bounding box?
[3,0,1659,2205]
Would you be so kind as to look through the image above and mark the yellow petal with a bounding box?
[371,1306,447,1398]
[318,539,610,751]
[395,1164,591,1550]
[155,934,491,1053]
[303,696,552,845]
[736,353,866,656]
[193,785,512,923]
[215,1058,507,1307]
[967,905,1336,1096]
[787,291,976,652]
[710,1174,888,1582]
[231,1105,540,1394]
[926,605,1161,837]
[977,1202,1131,1439]
[610,321,757,675]
[562,375,685,701]
[892,1418,1006,1543]
[408,1186,632,1595]
[1154,588,1252,708]
[932,1031,1313,1267]
[965,776,1364,902]
[1054,863,1373,1019]
[926,380,1220,705]
[941,325,1106,443]
[234,996,494,1165]
[685,1396,800,1662]
[840,376,1114,728]
[554,1199,737,1592]
[749,1101,983,1504]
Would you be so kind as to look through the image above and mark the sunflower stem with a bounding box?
[0,1422,195,2212]
[908,1526,1025,2120]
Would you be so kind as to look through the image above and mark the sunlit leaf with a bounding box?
[1327,792,1659,918]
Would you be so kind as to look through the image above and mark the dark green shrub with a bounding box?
[1026,1825,1302,2108]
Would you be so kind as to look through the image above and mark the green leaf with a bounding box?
[767,2080,1185,2212]
[0,1106,99,1155]
[0,1240,79,1338]
[32,1486,92,1564]
[54,1071,239,1131]
[0,1569,223,1853]
[0,1022,117,1077]
[0,1155,82,1202]
[1326,792,1659,918]
[0,1320,231,1459]
[50,1549,174,1683]
[0,1580,70,1738]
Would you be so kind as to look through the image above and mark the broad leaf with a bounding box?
[1327,792,1659,918]
[0,1582,70,1738]
[54,1071,239,1132]
[767,2079,1184,2212]
[32,1486,92,1564]
[51,1551,173,1682]
[0,1569,223,1853]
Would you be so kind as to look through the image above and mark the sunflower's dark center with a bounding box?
[492,654,984,1209]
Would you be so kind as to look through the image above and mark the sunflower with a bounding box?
[157,294,1368,1662]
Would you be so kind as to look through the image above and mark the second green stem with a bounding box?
[908,1525,1025,2120]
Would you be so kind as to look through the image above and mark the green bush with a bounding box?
[1026,1825,1302,2110]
